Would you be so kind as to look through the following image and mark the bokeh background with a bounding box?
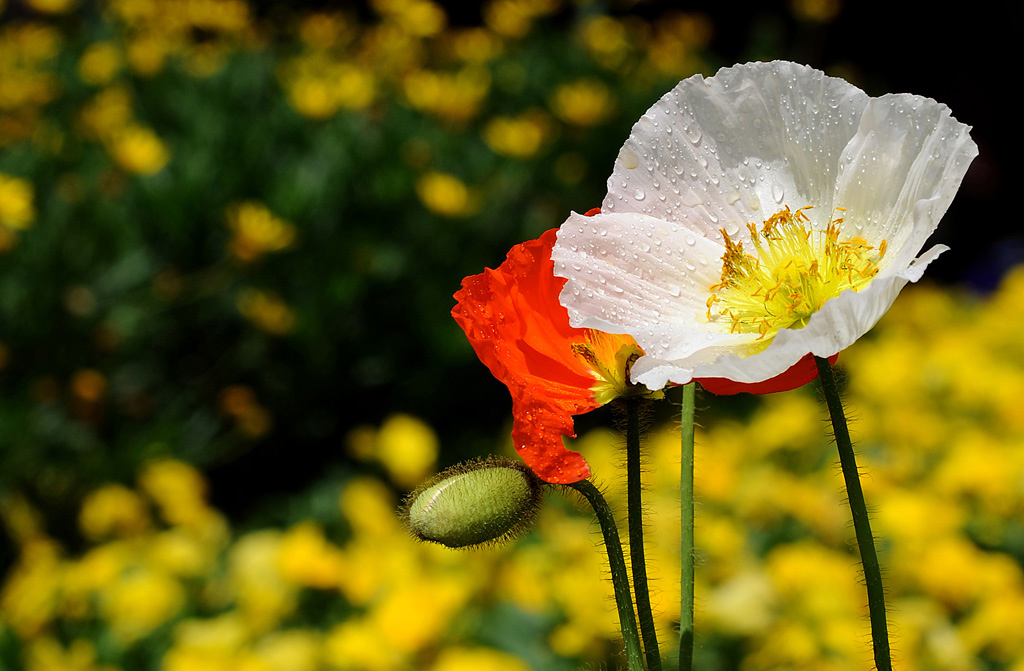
[0,0,1016,669]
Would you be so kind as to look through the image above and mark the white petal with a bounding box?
[604,61,869,245]
[552,211,760,361]
[834,94,978,272]
[553,211,717,326]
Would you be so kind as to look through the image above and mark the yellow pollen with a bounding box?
[707,205,885,350]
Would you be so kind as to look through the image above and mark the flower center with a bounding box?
[706,206,886,348]
[571,332,652,404]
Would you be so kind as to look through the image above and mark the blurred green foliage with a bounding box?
[0,0,712,522]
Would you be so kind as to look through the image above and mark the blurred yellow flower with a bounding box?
[323,618,398,671]
[163,613,250,671]
[0,24,61,144]
[78,484,151,540]
[482,109,553,159]
[23,637,106,671]
[62,542,131,605]
[339,477,403,542]
[403,67,490,123]
[0,539,62,637]
[77,86,134,139]
[280,60,375,119]
[705,569,775,636]
[373,0,447,37]
[416,171,479,217]
[0,493,47,545]
[147,528,217,577]
[124,32,171,76]
[108,124,170,175]
[580,16,631,70]
[550,79,613,126]
[297,12,354,49]
[78,42,122,86]
[251,629,322,671]
[226,201,297,262]
[438,27,502,63]
[0,173,35,232]
[430,646,531,671]
[375,413,438,487]
[229,531,297,633]
[100,566,185,642]
[237,289,297,335]
[372,575,471,654]
[137,459,216,529]
[483,0,559,38]
[644,13,711,78]
[277,522,345,589]
[24,0,78,13]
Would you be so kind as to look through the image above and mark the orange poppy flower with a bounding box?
[452,225,645,484]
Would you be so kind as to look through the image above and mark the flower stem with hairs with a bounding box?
[815,356,891,671]
[569,479,645,671]
[624,397,662,671]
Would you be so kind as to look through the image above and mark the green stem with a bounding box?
[624,398,662,671]
[678,382,696,671]
[570,479,645,671]
[815,357,891,671]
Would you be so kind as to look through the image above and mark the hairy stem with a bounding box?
[570,479,646,671]
[624,398,662,671]
[815,356,891,671]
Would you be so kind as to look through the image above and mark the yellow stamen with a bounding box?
[571,332,660,404]
[707,205,885,353]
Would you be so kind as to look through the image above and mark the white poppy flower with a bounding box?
[551,61,978,389]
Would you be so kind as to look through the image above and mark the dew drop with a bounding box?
[633,187,646,201]
[771,181,785,204]
[684,124,702,145]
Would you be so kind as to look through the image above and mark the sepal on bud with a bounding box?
[401,457,544,549]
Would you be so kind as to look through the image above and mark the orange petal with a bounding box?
[452,229,601,483]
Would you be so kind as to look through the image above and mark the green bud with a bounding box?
[402,457,543,548]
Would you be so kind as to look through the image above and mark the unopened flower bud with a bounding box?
[402,457,543,548]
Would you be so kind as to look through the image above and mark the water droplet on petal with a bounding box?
[633,187,646,201]
[684,124,702,145]
[771,181,785,204]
